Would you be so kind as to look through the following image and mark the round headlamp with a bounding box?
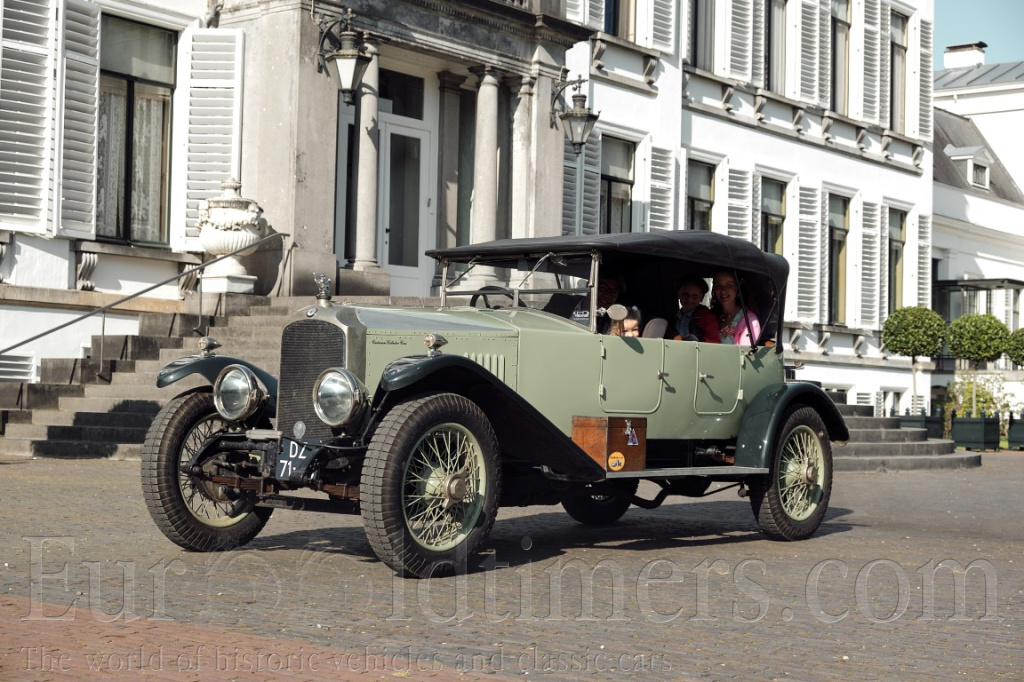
[313,368,366,427]
[213,365,265,421]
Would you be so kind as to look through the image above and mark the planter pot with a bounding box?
[951,412,1000,451]
[1008,414,1024,450]
[899,410,945,440]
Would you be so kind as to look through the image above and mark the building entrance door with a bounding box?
[379,121,433,295]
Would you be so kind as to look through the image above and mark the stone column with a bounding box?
[508,76,535,240]
[351,40,381,272]
[433,71,468,290]
[470,66,501,247]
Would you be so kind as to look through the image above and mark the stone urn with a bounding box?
[196,178,267,293]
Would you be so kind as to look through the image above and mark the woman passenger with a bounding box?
[711,271,760,345]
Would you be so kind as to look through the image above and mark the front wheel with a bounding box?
[750,405,832,540]
[141,389,272,551]
[361,393,501,578]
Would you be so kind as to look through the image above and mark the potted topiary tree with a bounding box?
[882,306,947,413]
[948,313,1009,450]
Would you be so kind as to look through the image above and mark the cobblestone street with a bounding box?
[1,453,1021,681]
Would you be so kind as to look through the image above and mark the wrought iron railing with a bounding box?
[0,233,287,377]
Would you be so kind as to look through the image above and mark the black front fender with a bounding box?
[373,354,605,483]
[735,382,849,468]
[157,355,279,416]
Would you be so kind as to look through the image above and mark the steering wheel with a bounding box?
[469,286,524,309]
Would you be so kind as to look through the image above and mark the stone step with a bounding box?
[57,396,167,414]
[836,404,874,418]
[835,452,983,472]
[842,416,902,429]
[0,384,87,411]
[847,427,928,443]
[835,439,957,458]
[3,421,148,443]
[0,437,141,460]
[87,334,183,362]
[27,409,156,429]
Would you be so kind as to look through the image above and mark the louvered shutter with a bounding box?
[861,202,880,328]
[561,140,579,236]
[878,7,890,129]
[878,205,890,319]
[580,132,601,236]
[917,18,933,140]
[0,0,54,233]
[751,174,761,249]
[819,190,829,320]
[651,0,676,53]
[751,0,764,87]
[649,146,675,231]
[727,168,751,241]
[588,0,604,31]
[917,214,931,307]
[817,0,830,108]
[796,187,821,321]
[170,27,244,252]
[798,0,819,104]
[55,0,99,238]
[565,0,586,24]
[861,0,881,123]
[730,0,752,82]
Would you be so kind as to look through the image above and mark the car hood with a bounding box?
[353,305,522,334]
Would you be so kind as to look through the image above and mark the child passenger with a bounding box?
[611,306,642,337]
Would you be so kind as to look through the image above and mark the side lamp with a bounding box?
[316,6,372,104]
[550,74,600,156]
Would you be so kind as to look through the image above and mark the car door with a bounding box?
[600,336,665,413]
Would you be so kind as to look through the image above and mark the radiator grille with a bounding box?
[277,320,346,443]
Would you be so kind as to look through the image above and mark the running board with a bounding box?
[605,466,768,479]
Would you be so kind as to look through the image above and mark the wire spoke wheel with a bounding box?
[751,405,832,540]
[175,412,247,527]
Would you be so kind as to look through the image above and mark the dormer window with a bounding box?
[971,163,989,189]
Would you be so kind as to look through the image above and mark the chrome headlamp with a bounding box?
[313,368,367,427]
[213,365,266,421]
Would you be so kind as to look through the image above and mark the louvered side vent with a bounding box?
[183,30,242,237]
[796,187,821,321]
[276,321,347,443]
[649,147,674,231]
[562,140,579,236]
[59,0,100,234]
[799,0,819,103]
[727,169,751,241]
[0,0,52,225]
[917,214,931,307]
[862,0,881,123]
[651,0,676,54]
[918,19,933,140]
[861,202,880,329]
[464,353,506,382]
[730,0,752,82]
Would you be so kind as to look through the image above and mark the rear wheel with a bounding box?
[361,393,501,578]
[141,389,272,551]
[562,479,639,525]
[750,405,832,540]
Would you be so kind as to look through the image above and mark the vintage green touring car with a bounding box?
[142,231,848,578]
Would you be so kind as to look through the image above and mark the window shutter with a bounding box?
[861,202,880,328]
[878,204,889,320]
[0,0,54,233]
[727,168,751,241]
[917,18,933,140]
[651,0,676,53]
[917,213,931,307]
[170,27,244,252]
[797,0,819,103]
[861,0,881,124]
[751,173,762,248]
[55,0,99,238]
[580,132,601,236]
[561,140,579,236]
[565,0,586,24]
[878,8,890,129]
[796,186,821,321]
[817,0,830,108]
[649,146,675,231]
[730,0,753,82]
[819,189,829,320]
[751,0,764,87]
[588,0,604,31]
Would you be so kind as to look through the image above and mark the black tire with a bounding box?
[361,393,501,578]
[562,479,639,525]
[750,405,833,540]
[141,389,272,551]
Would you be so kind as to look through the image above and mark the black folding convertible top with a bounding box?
[426,231,789,292]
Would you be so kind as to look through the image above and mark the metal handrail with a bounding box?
[0,232,287,357]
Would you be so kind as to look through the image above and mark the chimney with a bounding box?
[943,42,987,69]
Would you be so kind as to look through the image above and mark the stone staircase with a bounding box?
[0,294,434,459]
[832,404,980,472]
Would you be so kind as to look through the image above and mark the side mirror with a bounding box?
[604,303,628,321]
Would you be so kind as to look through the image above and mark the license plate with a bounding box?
[275,438,323,484]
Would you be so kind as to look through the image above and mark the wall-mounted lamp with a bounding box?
[316,6,372,105]
[550,73,599,156]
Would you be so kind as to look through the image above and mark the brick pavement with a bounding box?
[1,453,1022,681]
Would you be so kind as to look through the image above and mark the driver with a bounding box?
[570,271,624,333]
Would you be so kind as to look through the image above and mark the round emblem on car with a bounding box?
[306,308,316,318]
[607,451,626,471]
[293,421,307,439]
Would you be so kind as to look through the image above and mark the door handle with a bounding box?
[699,373,714,381]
